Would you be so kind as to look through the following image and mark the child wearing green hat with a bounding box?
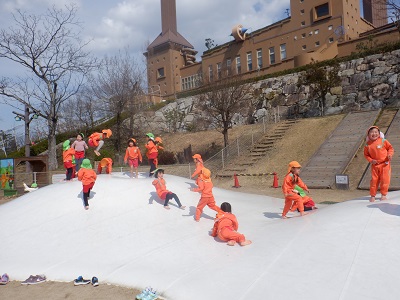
[63,140,76,181]
[77,159,97,210]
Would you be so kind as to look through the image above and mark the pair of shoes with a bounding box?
[136,287,158,300]
[74,276,99,287]
[0,273,9,285]
[21,274,46,285]
[73,276,90,285]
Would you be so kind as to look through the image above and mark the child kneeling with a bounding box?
[152,169,185,210]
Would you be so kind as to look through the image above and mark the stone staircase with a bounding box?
[300,110,381,188]
[216,120,297,177]
[358,109,400,190]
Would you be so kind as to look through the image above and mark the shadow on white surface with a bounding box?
[1,172,399,300]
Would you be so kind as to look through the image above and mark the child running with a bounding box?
[145,133,158,177]
[77,159,97,210]
[124,139,142,178]
[88,129,112,156]
[364,126,394,202]
[71,133,88,172]
[62,140,76,181]
[281,161,309,219]
[211,202,252,246]
[191,154,204,186]
[152,169,186,210]
[190,167,222,222]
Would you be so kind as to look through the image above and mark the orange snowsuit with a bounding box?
[145,140,158,159]
[282,173,306,217]
[63,148,75,163]
[211,212,246,243]
[191,160,204,185]
[152,177,170,200]
[97,158,113,174]
[124,146,142,162]
[192,175,221,221]
[78,168,97,186]
[364,137,394,196]
[88,132,104,147]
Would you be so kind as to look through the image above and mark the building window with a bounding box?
[329,37,334,43]
[247,52,253,71]
[300,9,305,15]
[269,47,275,64]
[236,56,241,74]
[302,45,307,50]
[314,3,330,20]
[226,58,232,76]
[157,67,165,78]
[208,65,213,81]
[280,44,287,60]
[315,29,319,34]
[301,21,305,26]
[257,49,263,69]
[315,41,320,47]
[301,33,306,38]
[217,63,222,79]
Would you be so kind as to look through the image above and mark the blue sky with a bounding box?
[0,0,292,133]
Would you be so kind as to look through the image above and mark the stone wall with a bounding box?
[252,49,400,119]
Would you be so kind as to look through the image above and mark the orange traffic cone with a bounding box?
[272,172,279,188]
[233,173,241,188]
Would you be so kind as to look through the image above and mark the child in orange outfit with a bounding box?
[124,139,142,178]
[190,167,222,221]
[191,154,204,185]
[211,202,252,246]
[364,126,394,202]
[152,169,186,210]
[77,159,97,210]
[62,140,76,181]
[145,133,158,177]
[281,161,309,219]
[97,158,113,174]
[289,185,317,212]
[88,129,112,156]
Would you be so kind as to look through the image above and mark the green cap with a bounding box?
[146,132,155,139]
[81,159,92,169]
[31,183,38,188]
[63,140,70,151]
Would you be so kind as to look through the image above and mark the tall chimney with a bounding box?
[161,0,177,34]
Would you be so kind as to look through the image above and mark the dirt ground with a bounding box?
[0,113,375,299]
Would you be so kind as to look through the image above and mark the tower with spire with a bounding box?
[144,0,196,100]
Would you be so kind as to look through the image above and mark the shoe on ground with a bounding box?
[74,275,90,286]
[179,205,186,210]
[0,273,9,285]
[163,206,170,210]
[21,274,46,285]
[143,289,158,300]
[136,287,151,300]
[91,276,99,287]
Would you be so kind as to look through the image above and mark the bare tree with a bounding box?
[0,5,96,170]
[198,75,254,147]
[90,50,143,155]
[298,60,341,116]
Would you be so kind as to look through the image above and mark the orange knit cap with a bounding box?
[201,167,211,179]
[102,129,112,138]
[288,161,301,173]
[192,154,202,160]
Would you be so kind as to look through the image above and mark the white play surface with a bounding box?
[1,172,400,300]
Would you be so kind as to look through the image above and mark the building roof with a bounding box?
[147,29,194,50]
